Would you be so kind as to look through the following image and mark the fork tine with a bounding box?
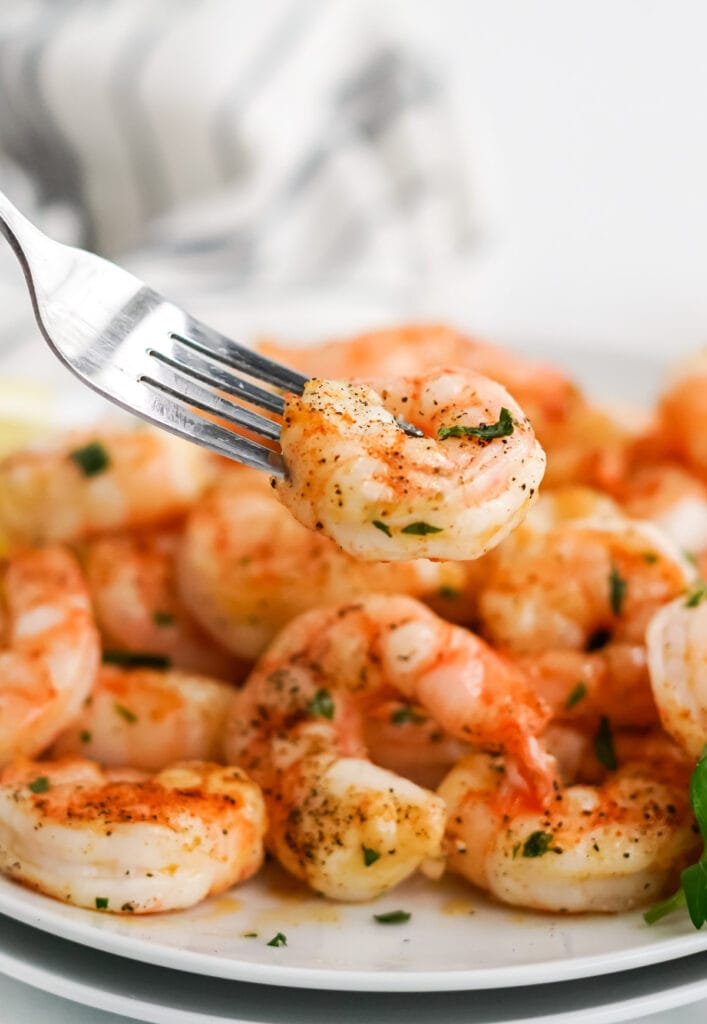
[163,338,285,415]
[172,323,309,394]
[141,358,282,441]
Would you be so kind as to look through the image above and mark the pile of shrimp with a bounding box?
[0,323,705,921]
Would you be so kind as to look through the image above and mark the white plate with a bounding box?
[2,912,707,1024]
[0,334,704,996]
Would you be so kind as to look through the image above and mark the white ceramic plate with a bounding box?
[0,334,704,995]
[1,911,707,1024]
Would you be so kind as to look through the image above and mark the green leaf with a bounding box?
[102,650,171,670]
[689,747,707,836]
[69,441,111,477]
[372,520,392,537]
[374,910,411,924]
[643,888,687,924]
[28,776,49,794]
[307,689,335,720]
[681,860,707,929]
[594,716,617,770]
[521,831,554,858]
[438,407,514,441]
[686,583,707,609]
[95,897,109,910]
[267,932,287,947]
[114,702,138,724]
[401,521,443,536]
[362,846,381,867]
[609,565,627,616]
[565,681,587,710]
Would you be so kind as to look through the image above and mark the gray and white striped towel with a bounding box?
[0,0,471,361]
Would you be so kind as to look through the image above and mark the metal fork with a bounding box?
[0,190,309,477]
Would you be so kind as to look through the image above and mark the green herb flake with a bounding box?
[102,650,171,670]
[374,910,411,925]
[609,565,627,616]
[69,441,111,477]
[645,745,707,928]
[121,902,135,913]
[684,550,698,567]
[372,520,392,537]
[401,521,443,536]
[242,932,259,938]
[686,583,707,609]
[521,831,554,858]
[642,552,659,564]
[79,730,92,744]
[438,586,460,600]
[594,715,617,770]
[153,610,175,627]
[95,897,109,910]
[565,681,587,711]
[390,705,427,726]
[438,407,514,441]
[267,932,287,947]
[28,776,49,794]
[362,846,382,867]
[307,689,335,720]
[114,703,138,724]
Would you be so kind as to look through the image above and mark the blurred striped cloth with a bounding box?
[0,0,471,357]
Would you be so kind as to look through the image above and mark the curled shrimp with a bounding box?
[437,737,698,913]
[224,596,554,900]
[82,527,243,678]
[657,349,707,479]
[177,468,471,661]
[0,427,214,547]
[52,665,235,771]
[646,590,707,758]
[0,757,266,913]
[0,547,100,765]
[275,369,546,561]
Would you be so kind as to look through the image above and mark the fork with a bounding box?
[0,189,309,477]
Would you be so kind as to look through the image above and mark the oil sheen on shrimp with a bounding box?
[646,591,707,758]
[0,757,266,913]
[83,527,242,678]
[52,665,235,771]
[178,468,470,661]
[437,746,698,913]
[274,369,546,561]
[224,596,554,900]
[0,547,100,765]
[0,427,214,547]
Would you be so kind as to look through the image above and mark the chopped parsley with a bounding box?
[522,831,554,858]
[242,932,258,938]
[114,702,138,724]
[28,776,49,794]
[95,897,109,910]
[102,650,171,670]
[390,705,427,726]
[401,521,443,536]
[686,583,707,609]
[362,846,381,867]
[69,441,110,477]
[79,730,92,744]
[565,681,587,710]
[594,715,617,770]
[307,689,335,720]
[642,552,659,564]
[645,745,707,928]
[438,586,460,600]
[374,910,411,924]
[438,407,514,441]
[372,520,392,537]
[267,932,287,947]
[153,610,175,627]
[609,565,627,616]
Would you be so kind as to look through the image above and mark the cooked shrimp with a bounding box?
[52,666,235,771]
[437,746,698,913]
[275,369,546,561]
[363,701,472,789]
[0,427,214,547]
[657,348,707,478]
[0,757,266,913]
[224,596,554,899]
[646,590,707,758]
[178,468,471,660]
[478,491,694,653]
[83,528,243,678]
[0,547,100,765]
